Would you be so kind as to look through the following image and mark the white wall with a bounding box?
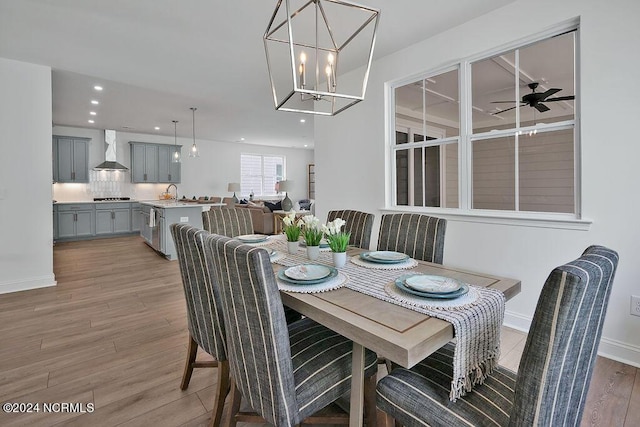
[315,0,640,366]
[0,58,55,293]
[52,126,314,203]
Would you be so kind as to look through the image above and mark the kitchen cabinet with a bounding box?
[130,142,181,183]
[131,203,142,233]
[140,204,152,244]
[53,136,90,183]
[140,201,210,260]
[158,145,181,183]
[95,203,131,235]
[56,204,95,239]
[130,142,158,183]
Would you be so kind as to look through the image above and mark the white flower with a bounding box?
[301,215,321,230]
[282,212,297,226]
[324,218,346,235]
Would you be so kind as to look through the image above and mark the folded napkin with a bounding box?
[149,208,156,227]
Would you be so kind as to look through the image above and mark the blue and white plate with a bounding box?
[284,264,331,281]
[404,274,462,294]
[236,234,269,243]
[395,274,468,299]
[278,265,338,285]
[360,251,409,264]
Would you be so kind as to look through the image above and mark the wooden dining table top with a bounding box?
[277,247,521,369]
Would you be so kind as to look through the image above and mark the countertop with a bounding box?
[54,200,138,204]
[139,200,226,209]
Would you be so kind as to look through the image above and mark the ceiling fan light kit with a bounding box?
[491,82,575,116]
[264,0,380,116]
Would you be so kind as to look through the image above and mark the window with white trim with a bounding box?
[389,26,578,218]
[240,154,285,198]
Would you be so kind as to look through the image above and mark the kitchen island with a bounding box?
[139,200,224,260]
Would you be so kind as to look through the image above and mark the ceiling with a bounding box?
[0,0,516,149]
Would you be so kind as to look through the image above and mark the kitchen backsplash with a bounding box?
[53,170,168,202]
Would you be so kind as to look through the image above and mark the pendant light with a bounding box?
[172,120,181,163]
[189,107,200,158]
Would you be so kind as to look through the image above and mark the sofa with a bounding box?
[233,203,275,235]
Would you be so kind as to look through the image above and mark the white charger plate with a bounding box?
[284,264,331,281]
[404,275,461,294]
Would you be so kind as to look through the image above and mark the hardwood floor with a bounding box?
[0,235,638,426]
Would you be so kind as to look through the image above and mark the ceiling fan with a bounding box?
[491,82,575,115]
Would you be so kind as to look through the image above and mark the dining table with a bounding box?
[253,236,521,427]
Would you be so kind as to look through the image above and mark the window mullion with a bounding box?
[460,61,472,210]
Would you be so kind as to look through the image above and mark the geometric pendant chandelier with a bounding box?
[264,0,380,116]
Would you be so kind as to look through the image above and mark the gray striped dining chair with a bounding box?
[202,207,253,237]
[377,213,447,264]
[170,224,229,427]
[206,233,379,427]
[327,209,375,249]
[376,245,619,427]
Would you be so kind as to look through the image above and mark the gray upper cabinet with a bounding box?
[158,145,181,183]
[130,142,180,183]
[53,136,90,183]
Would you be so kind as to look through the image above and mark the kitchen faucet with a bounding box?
[166,184,178,200]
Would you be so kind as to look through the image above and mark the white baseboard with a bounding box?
[0,275,57,294]
[504,310,640,368]
[503,310,532,333]
[598,337,640,368]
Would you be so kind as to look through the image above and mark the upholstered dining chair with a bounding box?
[376,245,619,427]
[377,213,447,264]
[170,224,229,427]
[206,233,379,427]
[327,209,375,250]
[202,207,253,237]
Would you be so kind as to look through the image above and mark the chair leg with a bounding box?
[364,374,377,427]
[180,334,198,390]
[209,360,230,427]
[225,379,242,427]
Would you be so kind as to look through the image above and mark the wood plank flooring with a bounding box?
[0,236,637,426]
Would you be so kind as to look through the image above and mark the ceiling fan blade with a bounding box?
[535,103,550,113]
[544,95,575,102]
[540,88,562,99]
[492,105,519,115]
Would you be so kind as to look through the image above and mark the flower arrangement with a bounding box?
[281,212,301,242]
[300,215,324,246]
[322,218,351,253]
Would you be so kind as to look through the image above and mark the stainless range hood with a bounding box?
[94,129,128,170]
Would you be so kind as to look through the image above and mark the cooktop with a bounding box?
[93,197,131,201]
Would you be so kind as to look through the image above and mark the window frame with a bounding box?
[385,19,590,229]
[240,153,286,198]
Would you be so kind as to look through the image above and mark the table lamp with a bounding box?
[227,182,240,203]
[278,180,293,211]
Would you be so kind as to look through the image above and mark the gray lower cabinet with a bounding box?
[57,204,95,239]
[95,203,131,235]
[140,205,152,244]
[55,202,141,241]
[131,203,142,233]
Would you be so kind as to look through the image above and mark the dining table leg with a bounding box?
[349,342,365,427]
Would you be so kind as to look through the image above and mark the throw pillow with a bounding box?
[274,201,282,211]
[264,201,276,212]
[239,199,248,204]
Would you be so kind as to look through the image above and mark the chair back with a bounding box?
[170,224,226,360]
[202,207,253,237]
[327,209,374,250]
[206,233,300,426]
[509,245,619,426]
[377,213,446,263]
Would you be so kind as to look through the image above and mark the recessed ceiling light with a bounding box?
[91,100,99,105]
[94,85,103,91]
[240,137,245,141]
[304,144,308,147]
[300,119,306,123]
[154,126,160,130]
[88,120,95,124]
[89,111,97,116]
